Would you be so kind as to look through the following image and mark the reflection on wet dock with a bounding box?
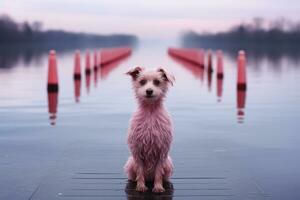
[30,139,269,200]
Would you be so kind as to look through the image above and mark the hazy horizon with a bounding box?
[1,0,300,40]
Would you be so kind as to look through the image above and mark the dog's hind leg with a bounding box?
[124,156,136,181]
[163,156,174,181]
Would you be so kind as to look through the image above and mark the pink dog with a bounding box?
[124,66,175,193]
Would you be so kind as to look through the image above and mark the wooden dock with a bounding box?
[29,138,270,200]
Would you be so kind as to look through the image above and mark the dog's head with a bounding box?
[126,67,175,103]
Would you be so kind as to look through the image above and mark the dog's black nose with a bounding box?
[146,89,153,96]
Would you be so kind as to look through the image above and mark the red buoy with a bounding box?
[47,50,58,92]
[85,50,91,75]
[216,50,224,79]
[74,50,81,80]
[237,50,247,90]
[207,49,213,73]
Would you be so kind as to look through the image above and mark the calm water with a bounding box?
[0,42,300,200]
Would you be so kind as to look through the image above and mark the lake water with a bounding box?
[0,42,300,200]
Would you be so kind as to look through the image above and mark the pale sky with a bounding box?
[1,0,300,40]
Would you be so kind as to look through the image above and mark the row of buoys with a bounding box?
[100,47,132,66]
[46,47,132,126]
[74,50,100,81]
[168,47,247,91]
[73,50,96,102]
[168,47,203,66]
[168,47,247,123]
[72,47,132,80]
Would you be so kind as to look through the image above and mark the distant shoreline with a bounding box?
[0,14,138,47]
[181,18,300,51]
[182,31,300,49]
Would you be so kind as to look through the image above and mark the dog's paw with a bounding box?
[152,185,165,193]
[136,184,148,192]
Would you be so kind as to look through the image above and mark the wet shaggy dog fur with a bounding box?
[124,67,175,193]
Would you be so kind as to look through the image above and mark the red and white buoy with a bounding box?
[74,50,81,80]
[85,50,91,75]
[216,50,224,79]
[47,50,59,92]
[47,50,59,125]
[237,50,247,90]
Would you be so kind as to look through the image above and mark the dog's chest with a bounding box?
[128,111,172,155]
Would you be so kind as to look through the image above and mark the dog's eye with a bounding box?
[153,79,160,86]
[139,79,147,86]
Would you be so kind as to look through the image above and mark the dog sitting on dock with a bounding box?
[124,67,175,193]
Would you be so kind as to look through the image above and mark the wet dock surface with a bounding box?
[29,136,268,200]
[1,43,300,199]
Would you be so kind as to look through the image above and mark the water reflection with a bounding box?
[125,181,174,200]
[237,90,247,123]
[74,79,81,103]
[93,50,98,69]
[85,74,91,94]
[93,67,99,87]
[216,77,223,102]
[47,92,58,126]
[0,45,45,69]
[207,68,213,92]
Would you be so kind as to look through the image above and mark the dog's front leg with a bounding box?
[135,160,148,192]
[152,161,165,193]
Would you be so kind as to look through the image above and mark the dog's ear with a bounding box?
[158,68,175,86]
[126,66,143,80]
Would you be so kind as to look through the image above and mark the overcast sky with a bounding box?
[1,0,300,39]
